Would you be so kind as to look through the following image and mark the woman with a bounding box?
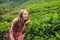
[9,9,30,40]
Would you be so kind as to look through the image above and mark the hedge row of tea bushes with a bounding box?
[24,1,60,40]
[0,0,60,40]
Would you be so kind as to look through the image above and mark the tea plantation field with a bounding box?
[0,0,60,40]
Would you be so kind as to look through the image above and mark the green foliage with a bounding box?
[0,22,11,32]
[2,14,18,22]
[0,0,60,40]
[24,1,60,40]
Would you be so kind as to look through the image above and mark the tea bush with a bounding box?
[24,1,60,40]
[0,0,60,40]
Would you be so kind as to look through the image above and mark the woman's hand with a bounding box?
[11,38,15,40]
[25,19,30,25]
[18,33,25,40]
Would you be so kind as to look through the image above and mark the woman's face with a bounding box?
[23,10,28,20]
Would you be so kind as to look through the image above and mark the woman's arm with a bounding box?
[21,19,30,34]
[9,26,14,40]
[9,18,18,40]
[9,20,15,40]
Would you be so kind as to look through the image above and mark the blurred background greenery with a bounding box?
[0,0,60,40]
